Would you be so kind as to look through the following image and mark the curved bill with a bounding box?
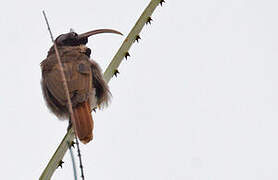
[78,29,123,39]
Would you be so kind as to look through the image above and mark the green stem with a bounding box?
[103,0,163,82]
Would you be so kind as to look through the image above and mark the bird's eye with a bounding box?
[71,32,78,37]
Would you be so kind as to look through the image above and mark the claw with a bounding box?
[146,17,153,25]
[114,69,120,77]
[159,0,165,6]
[125,52,130,59]
[57,160,64,169]
[135,35,141,43]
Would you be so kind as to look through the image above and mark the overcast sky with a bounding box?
[1,0,278,179]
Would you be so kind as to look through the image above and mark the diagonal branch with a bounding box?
[103,0,163,82]
[39,0,163,179]
[41,11,79,180]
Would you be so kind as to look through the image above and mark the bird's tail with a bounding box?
[72,101,93,144]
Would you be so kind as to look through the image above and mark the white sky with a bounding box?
[1,0,278,179]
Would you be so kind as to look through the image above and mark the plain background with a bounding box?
[1,0,278,179]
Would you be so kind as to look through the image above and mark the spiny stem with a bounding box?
[42,11,77,133]
[103,0,163,82]
[40,10,78,180]
[75,136,85,180]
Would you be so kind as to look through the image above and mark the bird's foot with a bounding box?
[67,120,72,131]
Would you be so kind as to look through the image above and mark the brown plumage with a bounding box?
[73,101,94,143]
[41,29,122,143]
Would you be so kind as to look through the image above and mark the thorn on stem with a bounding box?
[160,0,165,6]
[125,52,130,59]
[135,35,141,43]
[57,160,64,169]
[114,69,120,77]
[70,141,76,148]
[146,17,153,25]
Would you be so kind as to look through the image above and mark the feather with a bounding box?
[73,101,93,144]
[41,45,110,143]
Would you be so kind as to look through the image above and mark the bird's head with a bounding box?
[55,29,123,46]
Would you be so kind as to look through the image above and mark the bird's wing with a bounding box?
[90,60,111,108]
[43,51,93,108]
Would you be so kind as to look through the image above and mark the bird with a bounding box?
[41,29,122,144]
